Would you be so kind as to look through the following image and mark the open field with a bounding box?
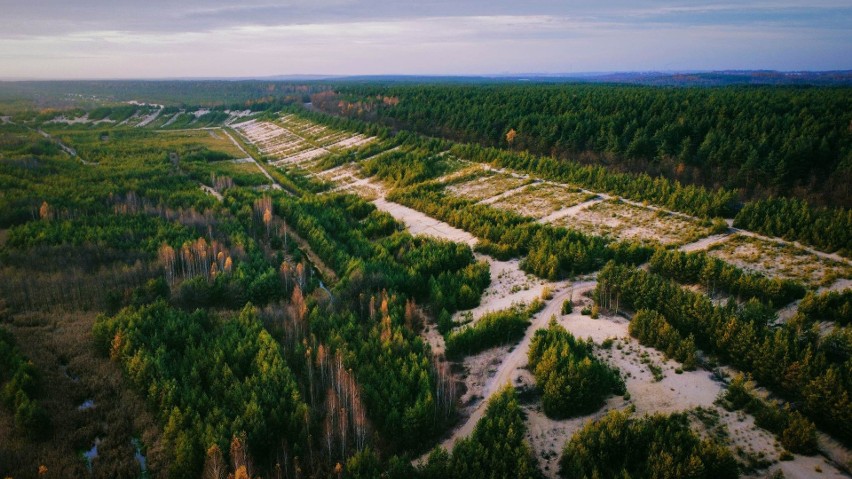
[153,129,247,158]
[551,199,714,246]
[708,234,852,289]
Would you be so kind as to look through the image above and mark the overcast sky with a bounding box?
[1,1,850,79]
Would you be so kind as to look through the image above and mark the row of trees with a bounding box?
[275,193,490,316]
[448,142,738,218]
[360,144,456,188]
[325,83,851,208]
[629,310,698,370]
[796,289,852,326]
[647,247,806,306]
[733,197,851,257]
[559,409,738,478]
[597,262,852,444]
[528,320,625,418]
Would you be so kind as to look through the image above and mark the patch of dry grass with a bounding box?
[707,234,852,288]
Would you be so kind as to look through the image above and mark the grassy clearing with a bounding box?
[707,234,852,288]
[156,129,246,158]
[490,182,596,219]
[554,199,713,246]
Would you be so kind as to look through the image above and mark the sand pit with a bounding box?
[454,256,548,323]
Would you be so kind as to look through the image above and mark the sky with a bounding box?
[0,1,850,79]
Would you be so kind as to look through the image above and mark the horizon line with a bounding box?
[2,69,852,82]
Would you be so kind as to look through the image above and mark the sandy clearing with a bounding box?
[821,278,852,294]
[455,256,549,323]
[552,200,712,246]
[708,234,852,289]
[446,172,531,201]
[558,309,722,415]
[489,183,595,220]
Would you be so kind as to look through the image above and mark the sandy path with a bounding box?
[200,185,223,201]
[373,197,477,246]
[36,129,97,165]
[478,181,540,205]
[539,197,603,224]
[679,233,733,253]
[221,128,281,189]
[136,108,162,127]
[457,256,551,322]
[161,112,183,128]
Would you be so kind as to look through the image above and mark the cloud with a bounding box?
[0,2,849,78]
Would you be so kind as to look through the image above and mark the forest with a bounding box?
[1,81,851,479]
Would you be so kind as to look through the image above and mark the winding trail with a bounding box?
[36,129,97,165]
[425,283,584,456]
